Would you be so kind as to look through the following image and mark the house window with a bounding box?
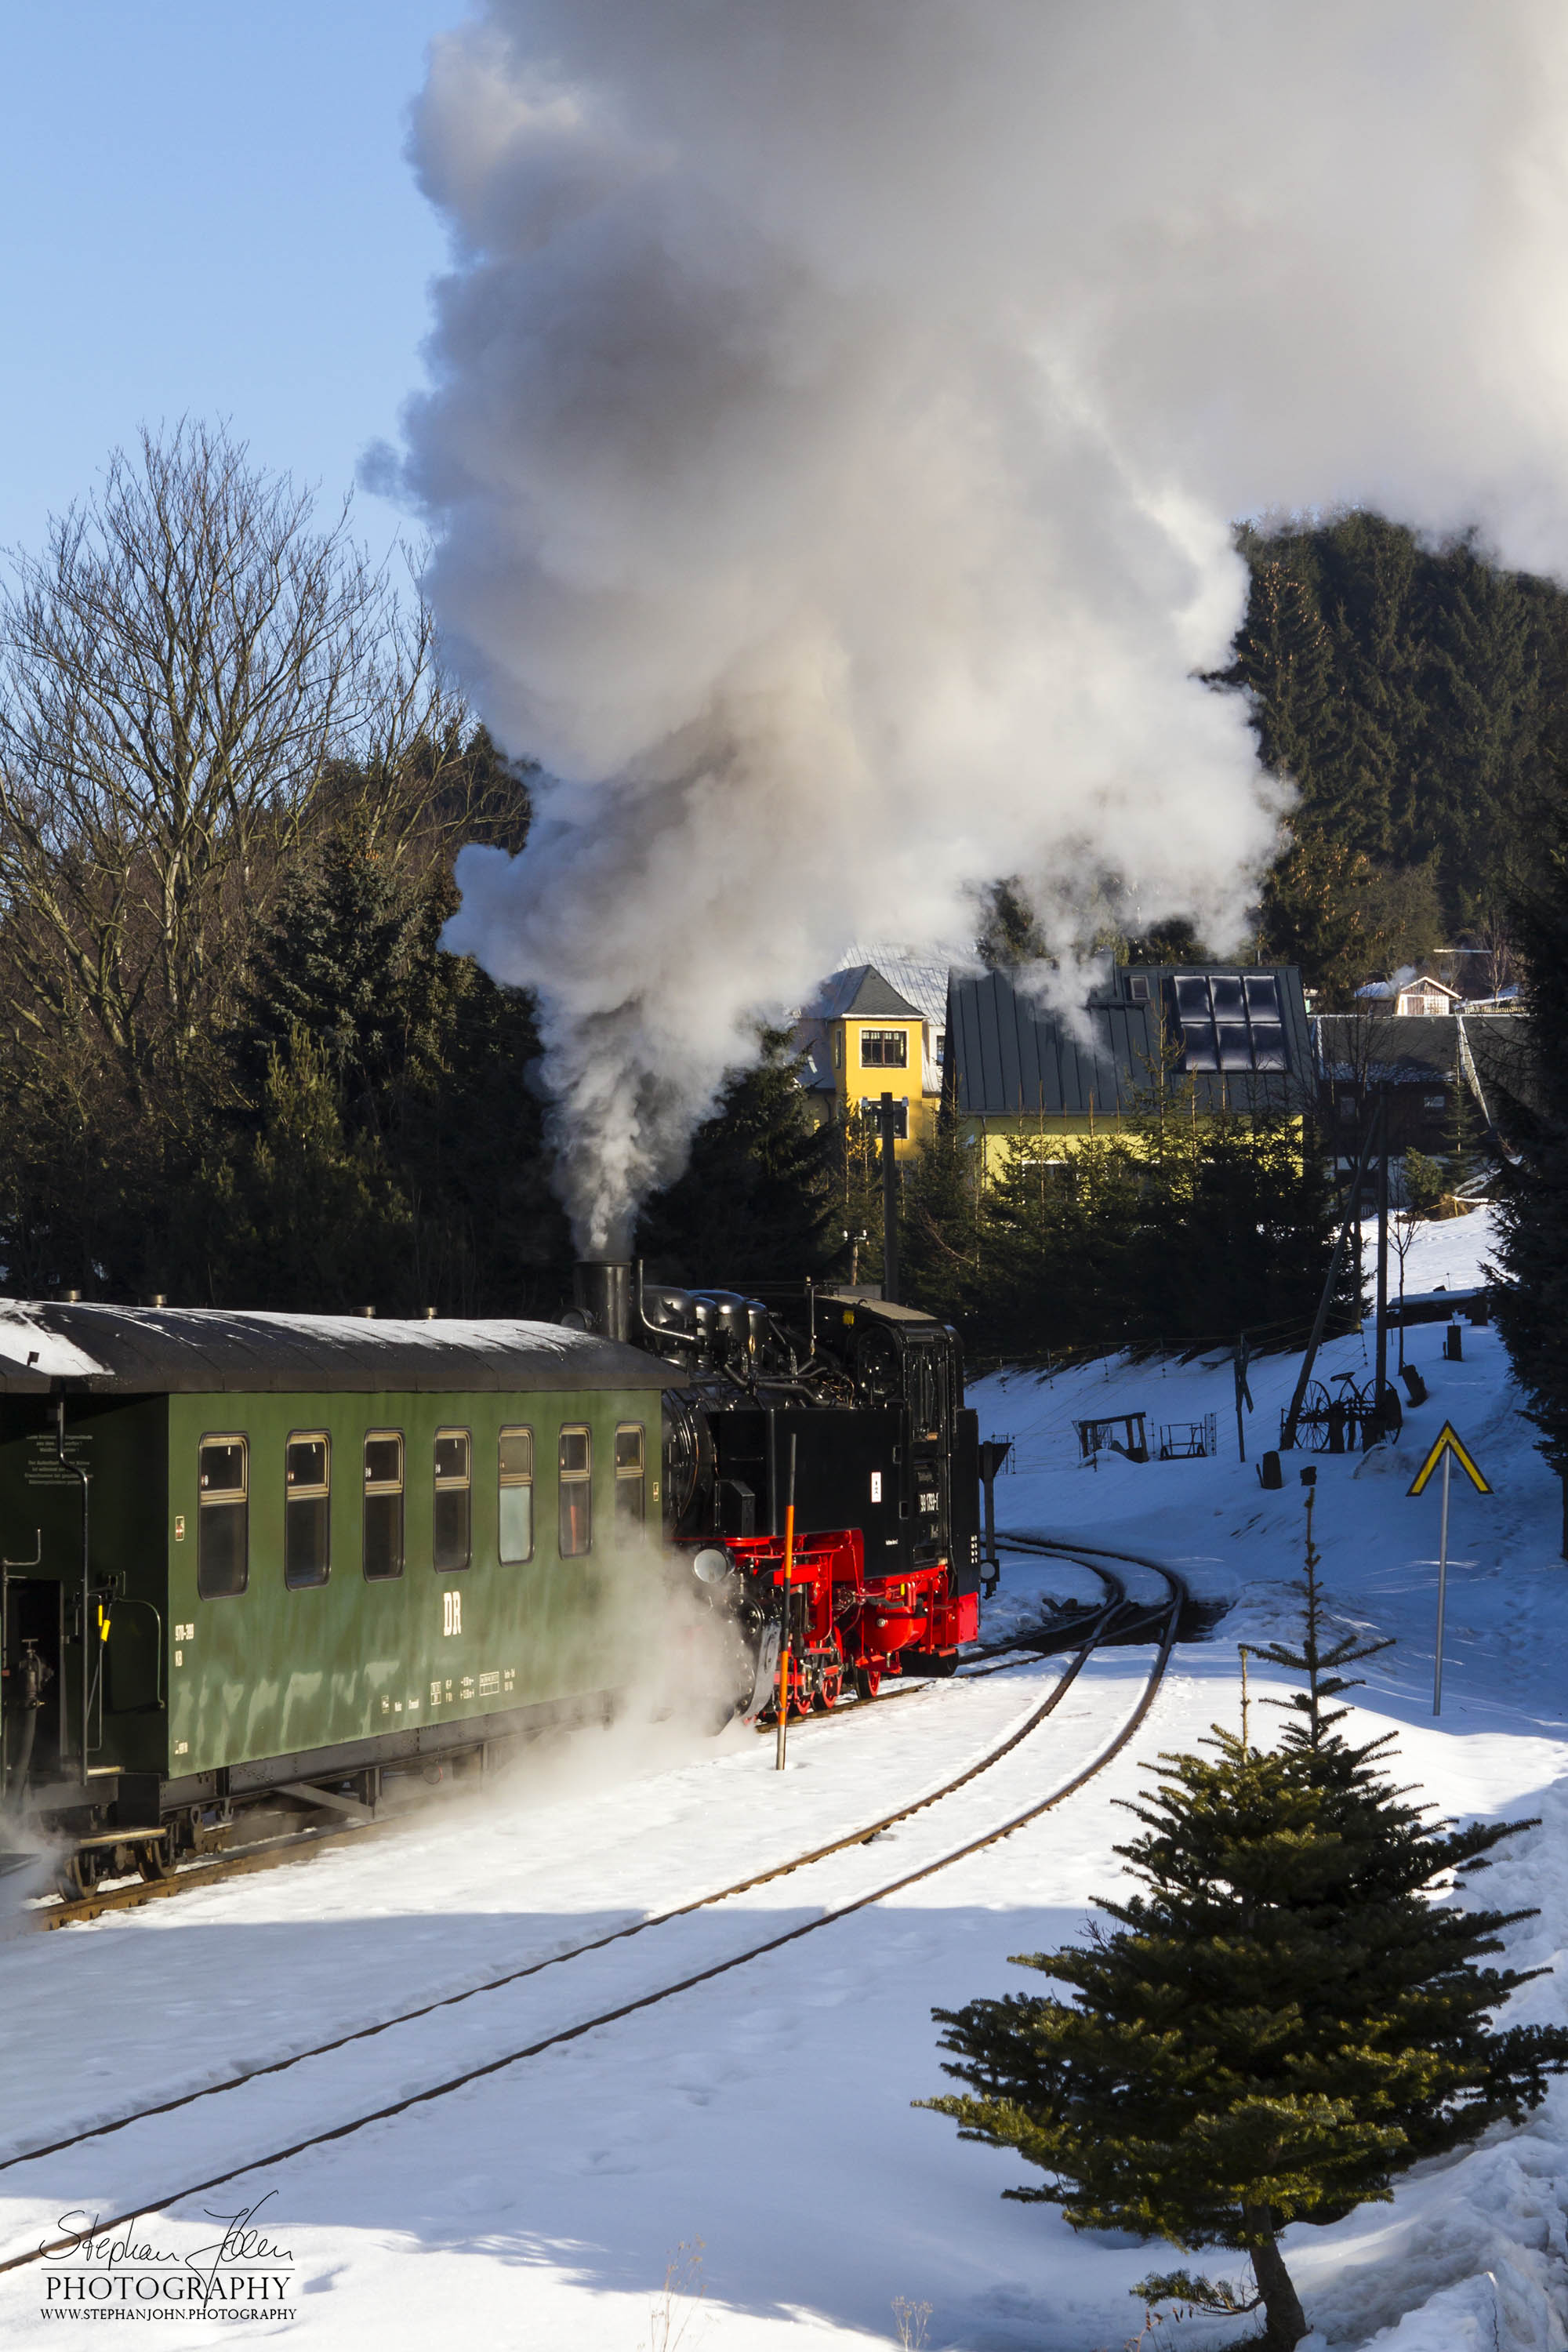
[867,1098,909,1139]
[559,1425,593,1557]
[285,1432,330,1589]
[615,1423,646,1527]
[198,1436,248,1599]
[935,1030,946,1065]
[1128,976,1150,1004]
[858,1028,908,1068]
[833,1032,842,1068]
[434,1429,472,1570]
[499,1425,534,1564]
[363,1432,405,1580]
[1423,1093,1446,1113]
[1338,1094,1359,1123]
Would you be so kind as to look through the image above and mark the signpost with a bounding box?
[1407,1423,1492,1717]
[1233,1333,1254,1464]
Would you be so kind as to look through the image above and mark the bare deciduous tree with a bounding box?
[0,419,451,1110]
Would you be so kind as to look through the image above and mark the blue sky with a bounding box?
[0,2,462,561]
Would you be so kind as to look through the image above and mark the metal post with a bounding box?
[1433,1446,1451,1718]
[1375,1085,1389,1429]
[1233,1333,1251,1464]
[55,1392,90,1784]
[880,1091,900,1305]
[775,1434,797,1771]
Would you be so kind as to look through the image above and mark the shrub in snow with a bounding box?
[919,1504,1568,2350]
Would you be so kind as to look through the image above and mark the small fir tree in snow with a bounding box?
[920,1504,1568,2350]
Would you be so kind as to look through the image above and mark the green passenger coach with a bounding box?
[0,1305,670,1889]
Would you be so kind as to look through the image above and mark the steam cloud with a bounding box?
[394,2,1568,1255]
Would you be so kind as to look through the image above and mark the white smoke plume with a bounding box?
[394,2,1568,1255]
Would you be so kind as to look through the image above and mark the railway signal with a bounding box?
[1407,1423,1492,1717]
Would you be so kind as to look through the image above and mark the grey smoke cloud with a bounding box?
[397,1,1568,1254]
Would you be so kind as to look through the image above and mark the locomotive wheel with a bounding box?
[815,1666,843,1712]
[853,1665,881,1702]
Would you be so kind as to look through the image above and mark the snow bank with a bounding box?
[3,1207,1566,2350]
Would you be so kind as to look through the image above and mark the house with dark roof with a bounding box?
[944,962,1315,1173]
[1316,1009,1526,1169]
[793,955,949,1156]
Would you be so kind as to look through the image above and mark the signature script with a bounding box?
[48,2194,294,2298]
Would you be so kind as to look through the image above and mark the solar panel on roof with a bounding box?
[1210,974,1245,1018]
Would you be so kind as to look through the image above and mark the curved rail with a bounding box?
[0,1541,1188,2274]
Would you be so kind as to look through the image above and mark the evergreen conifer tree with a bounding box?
[636,1027,837,1286]
[921,1511,1568,2349]
[198,823,570,1314]
[1491,780,1568,1550]
[901,1113,984,1327]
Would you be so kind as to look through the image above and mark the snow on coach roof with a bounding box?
[0,1304,670,1396]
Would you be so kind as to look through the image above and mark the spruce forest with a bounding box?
[0,428,1557,1324]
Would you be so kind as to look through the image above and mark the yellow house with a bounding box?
[793,960,947,1158]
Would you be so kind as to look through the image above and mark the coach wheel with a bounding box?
[136,1838,175,1882]
[56,1849,90,1900]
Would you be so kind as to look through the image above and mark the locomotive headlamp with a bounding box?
[691,1547,731,1584]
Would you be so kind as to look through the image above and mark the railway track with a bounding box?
[0,1537,1189,2275]
[27,1558,1126,1929]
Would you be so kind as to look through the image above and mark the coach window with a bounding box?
[559,1425,592,1557]
[614,1423,646,1528]
[198,1436,249,1599]
[363,1432,405,1581]
[434,1428,472,1570]
[285,1433,331,1588]
[499,1425,534,1563]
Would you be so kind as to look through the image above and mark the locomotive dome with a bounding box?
[0,1303,670,1394]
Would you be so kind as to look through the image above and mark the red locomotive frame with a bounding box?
[706,1529,978,1717]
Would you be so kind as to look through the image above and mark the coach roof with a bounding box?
[0,1305,670,1396]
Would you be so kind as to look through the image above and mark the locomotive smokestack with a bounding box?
[573,1260,636,1345]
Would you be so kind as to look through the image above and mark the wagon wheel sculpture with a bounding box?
[1290,1380,1336,1450]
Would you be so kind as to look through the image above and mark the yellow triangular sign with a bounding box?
[1407,1421,1492,1497]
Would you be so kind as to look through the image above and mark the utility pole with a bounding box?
[880,1091,900,1305]
[775,1434,797,1770]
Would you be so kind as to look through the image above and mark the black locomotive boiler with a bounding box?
[569,1261,982,1716]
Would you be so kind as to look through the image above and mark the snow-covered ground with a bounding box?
[4,1207,1567,2350]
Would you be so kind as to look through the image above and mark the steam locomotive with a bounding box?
[570,1261,983,1717]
